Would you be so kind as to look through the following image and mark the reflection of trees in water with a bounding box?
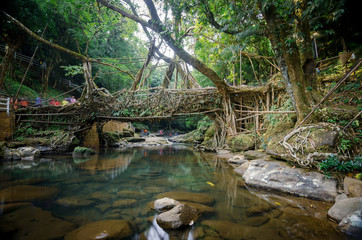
[76,151,136,177]
[194,152,240,209]
[1,159,74,179]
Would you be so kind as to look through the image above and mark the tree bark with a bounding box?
[260,3,311,123]
[0,40,22,89]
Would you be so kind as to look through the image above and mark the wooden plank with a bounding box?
[16,112,80,116]
[19,120,76,125]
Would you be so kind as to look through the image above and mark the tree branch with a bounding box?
[1,10,134,80]
[98,0,230,92]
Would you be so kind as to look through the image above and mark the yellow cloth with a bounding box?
[62,100,69,106]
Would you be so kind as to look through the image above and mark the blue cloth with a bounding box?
[35,97,42,107]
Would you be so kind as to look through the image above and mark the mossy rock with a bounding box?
[227,134,255,152]
[265,122,358,166]
[73,146,96,157]
[203,124,215,142]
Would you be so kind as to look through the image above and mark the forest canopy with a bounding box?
[0,0,360,122]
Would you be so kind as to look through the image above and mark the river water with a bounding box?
[0,144,344,239]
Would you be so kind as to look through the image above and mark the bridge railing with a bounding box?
[0,97,10,115]
[0,44,39,67]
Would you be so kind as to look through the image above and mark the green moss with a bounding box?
[227,134,255,152]
[73,146,96,156]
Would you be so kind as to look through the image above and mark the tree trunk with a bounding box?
[83,61,93,97]
[131,40,155,90]
[162,61,175,89]
[260,3,311,123]
[0,41,22,89]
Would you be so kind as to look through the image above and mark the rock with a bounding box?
[227,134,255,152]
[143,186,166,194]
[241,160,338,201]
[156,204,198,230]
[154,197,180,212]
[245,215,270,227]
[0,202,32,214]
[95,203,112,213]
[344,177,362,197]
[2,148,21,161]
[17,147,40,161]
[233,162,250,176]
[112,199,137,208]
[64,219,133,240]
[244,150,270,160]
[328,197,362,222]
[335,193,348,202]
[124,137,145,142]
[200,220,266,240]
[87,192,114,202]
[56,196,94,207]
[0,206,75,240]
[338,209,362,238]
[72,146,96,157]
[0,185,59,203]
[117,190,146,198]
[246,204,276,217]
[35,146,53,154]
[227,155,247,165]
[180,201,214,214]
[145,137,169,145]
[156,191,214,205]
[265,123,352,165]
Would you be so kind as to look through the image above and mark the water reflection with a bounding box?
[0,145,344,240]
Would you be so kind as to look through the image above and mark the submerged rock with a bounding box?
[0,185,59,203]
[56,196,94,207]
[112,199,137,208]
[338,209,362,238]
[0,206,75,240]
[0,202,32,214]
[64,219,133,240]
[180,201,214,214]
[156,191,214,205]
[156,204,198,230]
[87,192,114,202]
[241,160,337,201]
[328,197,362,222]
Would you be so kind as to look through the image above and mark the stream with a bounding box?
[0,144,344,239]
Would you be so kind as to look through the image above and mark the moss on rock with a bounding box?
[227,134,255,152]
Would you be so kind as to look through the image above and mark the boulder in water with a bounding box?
[17,147,40,161]
[338,209,362,238]
[156,204,198,230]
[154,197,180,212]
[241,160,337,201]
[328,197,362,222]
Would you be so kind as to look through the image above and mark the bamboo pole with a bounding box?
[343,110,362,131]
[294,58,362,130]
